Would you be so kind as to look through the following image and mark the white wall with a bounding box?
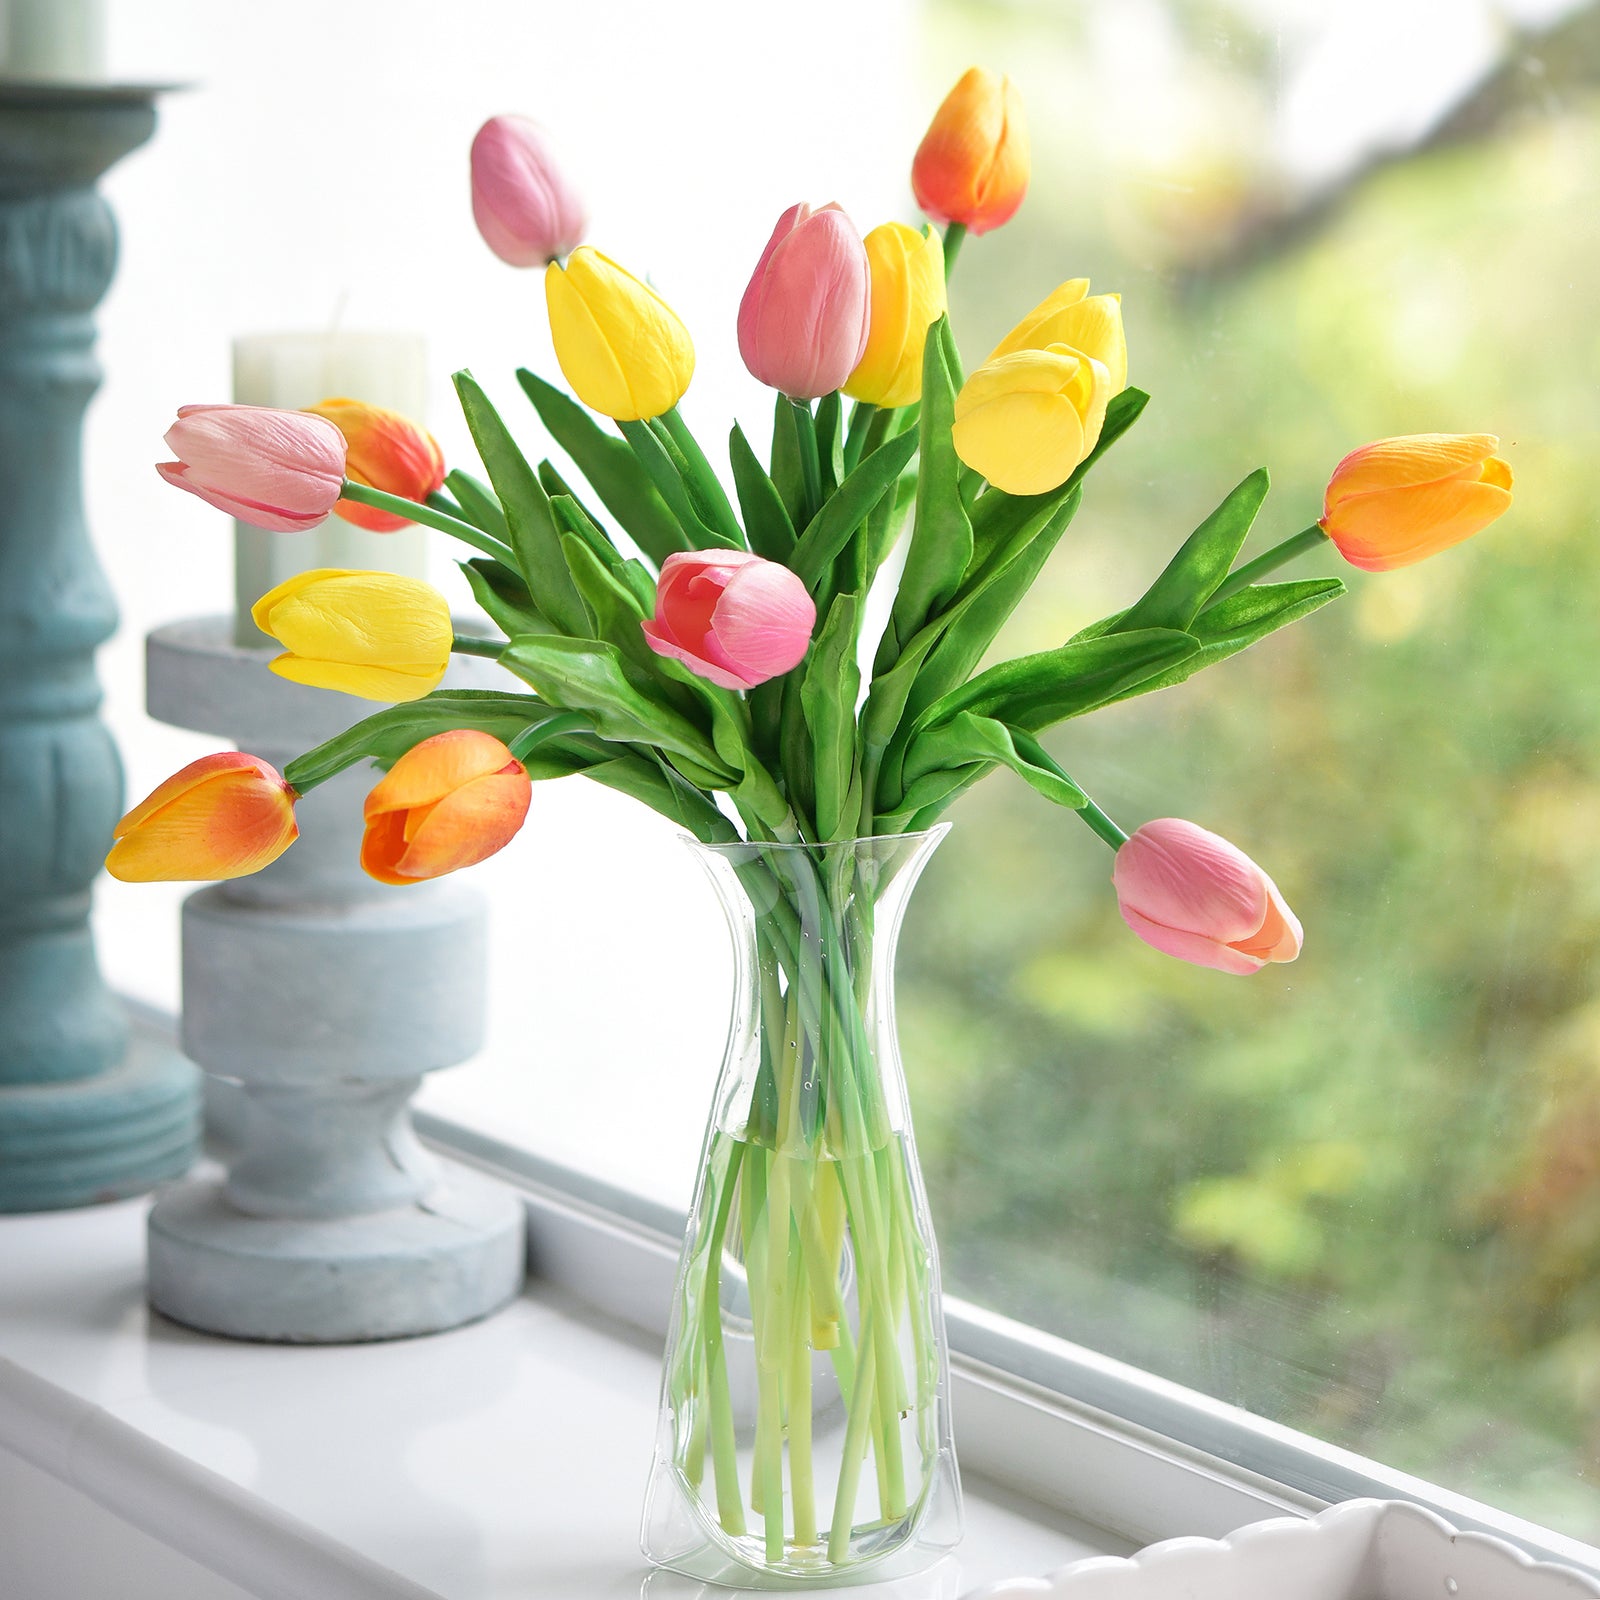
[87,0,925,1205]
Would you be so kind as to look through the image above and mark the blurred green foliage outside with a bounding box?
[902,0,1600,1541]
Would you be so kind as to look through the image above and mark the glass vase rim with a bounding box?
[681,822,951,858]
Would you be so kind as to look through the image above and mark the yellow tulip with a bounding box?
[988,278,1128,394]
[545,246,695,421]
[842,222,947,409]
[250,568,453,702]
[951,344,1113,496]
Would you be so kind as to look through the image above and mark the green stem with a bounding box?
[842,401,878,476]
[338,480,515,564]
[790,397,823,524]
[1206,524,1330,607]
[1078,796,1130,850]
[941,221,967,278]
[450,633,504,658]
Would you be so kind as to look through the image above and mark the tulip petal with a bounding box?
[952,388,1087,496]
[166,407,345,508]
[365,729,520,818]
[912,68,1029,235]
[641,620,759,690]
[385,771,532,880]
[1119,904,1268,975]
[710,561,817,681]
[268,655,446,702]
[107,756,297,883]
[1324,473,1513,571]
[1112,818,1269,947]
[1323,433,1499,508]
[156,461,330,533]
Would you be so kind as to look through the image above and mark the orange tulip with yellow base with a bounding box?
[911,67,1029,237]
[303,397,445,533]
[360,730,531,886]
[1320,433,1513,571]
[105,753,299,882]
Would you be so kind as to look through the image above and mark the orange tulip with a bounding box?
[106,753,298,882]
[304,397,446,533]
[1320,433,1512,572]
[361,730,531,885]
[911,67,1029,236]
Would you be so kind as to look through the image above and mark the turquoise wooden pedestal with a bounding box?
[0,83,199,1211]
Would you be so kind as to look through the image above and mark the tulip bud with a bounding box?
[641,549,816,690]
[545,246,695,421]
[250,568,453,702]
[951,344,1112,496]
[106,753,299,883]
[912,67,1029,236]
[303,397,445,533]
[1112,818,1302,975]
[988,278,1127,394]
[470,114,587,267]
[156,404,345,533]
[1320,433,1513,572]
[361,729,532,885]
[737,203,872,401]
[843,222,947,409]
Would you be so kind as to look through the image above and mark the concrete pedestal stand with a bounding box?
[0,84,200,1212]
[144,618,525,1342]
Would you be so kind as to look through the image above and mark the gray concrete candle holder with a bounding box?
[0,83,200,1212]
[143,617,525,1342]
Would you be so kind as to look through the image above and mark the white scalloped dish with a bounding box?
[969,1499,1600,1600]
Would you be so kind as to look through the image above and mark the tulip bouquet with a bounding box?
[113,70,1512,1585]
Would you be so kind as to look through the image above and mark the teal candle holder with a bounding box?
[0,83,200,1211]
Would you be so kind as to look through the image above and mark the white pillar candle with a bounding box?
[0,0,105,80]
[232,331,431,647]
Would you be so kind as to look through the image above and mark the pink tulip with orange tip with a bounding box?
[1112,819,1302,976]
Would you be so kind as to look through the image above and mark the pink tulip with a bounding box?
[470,115,587,267]
[641,549,816,690]
[737,202,872,400]
[1112,818,1302,976]
[157,405,346,533]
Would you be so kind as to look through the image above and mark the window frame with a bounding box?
[416,1108,1600,1574]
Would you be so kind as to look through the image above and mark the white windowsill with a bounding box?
[0,1177,1126,1600]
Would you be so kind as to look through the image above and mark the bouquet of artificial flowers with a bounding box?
[110,69,1512,1584]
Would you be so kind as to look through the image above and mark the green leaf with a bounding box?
[1101,578,1346,707]
[814,390,844,495]
[789,426,919,591]
[499,634,733,781]
[559,528,662,672]
[444,470,509,544]
[1118,468,1269,635]
[886,316,972,654]
[800,592,863,841]
[659,408,747,547]
[925,627,1200,734]
[460,559,552,640]
[903,486,1084,730]
[618,418,737,549]
[454,371,588,636]
[550,490,624,572]
[901,712,1087,810]
[283,690,563,791]
[517,368,688,566]
[729,422,797,562]
[770,392,807,527]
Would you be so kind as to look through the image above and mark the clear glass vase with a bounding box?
[643,827,961,1588]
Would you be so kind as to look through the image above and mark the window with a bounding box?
[92,0,1599,1560]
